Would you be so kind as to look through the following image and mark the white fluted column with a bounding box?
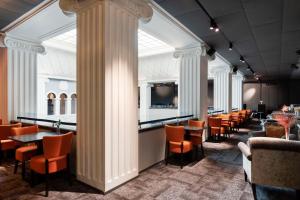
[232,72,243,110]
[174,46,208,119]
[1,34,45,120]
[60,0,152,192]
[212,67,232,113]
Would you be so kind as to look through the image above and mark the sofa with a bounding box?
[238,137,300,199]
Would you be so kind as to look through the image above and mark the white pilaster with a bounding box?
[55,98,60,115]
[37,76,49,117]
[212,66,232,113]
[139,81,151,122]
[232,72,243,110]
[1,34,45,120]
[66,98,72,115]
[59,0,153,192]
[174,45,208,119]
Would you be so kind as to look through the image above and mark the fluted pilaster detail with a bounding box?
[174,46,208,119]
[232,73,243,110]
[60,0,153,192]
[1,34,45,120]
[213,66,232,113]
[0,48,8,123]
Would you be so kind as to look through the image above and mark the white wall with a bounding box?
[138,53,179,120]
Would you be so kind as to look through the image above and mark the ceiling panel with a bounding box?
[155,0,300,80]
[0,0,44,30]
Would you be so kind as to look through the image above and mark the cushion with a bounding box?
[266,125,285,138]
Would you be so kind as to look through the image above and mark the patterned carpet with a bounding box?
[0,126,298,200]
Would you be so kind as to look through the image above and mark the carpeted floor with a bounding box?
[0,124,298,200]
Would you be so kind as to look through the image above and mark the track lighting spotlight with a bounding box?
[247,66,251,71]
[229,42,233,51]
[240,56,245,63]
[210,20,219,32]
[232,66,238,73]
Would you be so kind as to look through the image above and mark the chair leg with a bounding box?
[21,161,26,180]
[251,183,257,200]
[45,160,49,197]
[180,143,183,169]
[244,170,247,182]
[165,142,169,165]
[67,154,72,186]
[201,144,204,157]
[14,160,19,174]
[195,145,198,160]
[30,170,34,187]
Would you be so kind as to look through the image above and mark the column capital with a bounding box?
[210,65,231,75]
[0,33,45,54]
[174,45,206,58]
[59,0,153,22]
[232,71,244,79]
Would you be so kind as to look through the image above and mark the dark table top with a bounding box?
[8,132,59,143]
[184,126,206,131]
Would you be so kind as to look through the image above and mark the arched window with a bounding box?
[71,94,77,114]
[60,93,67,115]
[47,93,56,115]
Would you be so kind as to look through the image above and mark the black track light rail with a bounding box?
[194,0,256,77]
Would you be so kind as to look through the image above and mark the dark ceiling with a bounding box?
[0,0,44,30]
[155,0,300,80]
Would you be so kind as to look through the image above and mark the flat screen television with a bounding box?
[150,82,178,108]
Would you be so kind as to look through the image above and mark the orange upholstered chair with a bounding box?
[30,132,73,197]
[231,112,241,129]
[208,117,224,140]
[188,120,205,157]
[0,119,2,125]
[12,125,39,179]
[0,123,22,163]
[220,114,234,137]
[165,125,193,169]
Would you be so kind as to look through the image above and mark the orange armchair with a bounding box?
[0,123,22,163]
[12,125,39,179]
[0,119,2,125]
[165,125,193,169]
[188,120,205,157]
[30,132,73,197]
[208,117,224,140]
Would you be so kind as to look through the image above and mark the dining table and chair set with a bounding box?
[164,109,252,168]
[0,120,73,197]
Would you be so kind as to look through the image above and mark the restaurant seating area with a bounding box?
[1,0,300,200]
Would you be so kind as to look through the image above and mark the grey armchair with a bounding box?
[238,137,300,200]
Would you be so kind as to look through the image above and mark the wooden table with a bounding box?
[184,126,206,132]
[8,132,59,144]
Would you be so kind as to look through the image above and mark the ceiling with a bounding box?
[0,0,44,30]
[154,0,300,80]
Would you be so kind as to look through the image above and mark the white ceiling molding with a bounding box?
[6,1,76,43]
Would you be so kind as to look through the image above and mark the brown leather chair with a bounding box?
[165,125,193,169]
[188,120,205,157]
[0,123,22,163]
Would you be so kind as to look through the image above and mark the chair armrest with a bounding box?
[249,130,266,137]
[238,142,252,161]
